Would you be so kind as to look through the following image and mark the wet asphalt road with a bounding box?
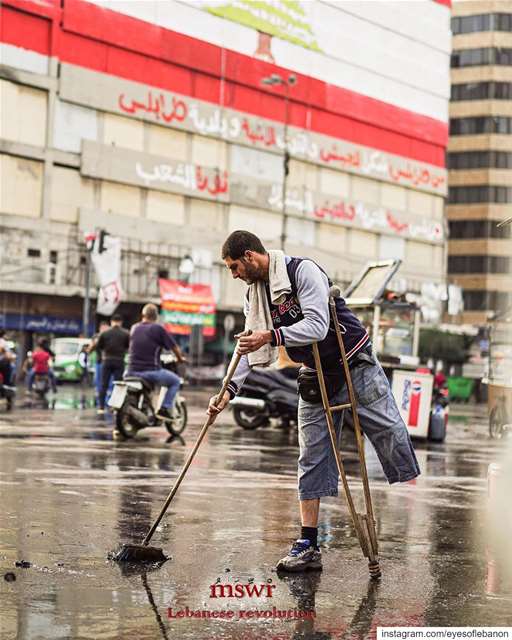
[1,386,512,640]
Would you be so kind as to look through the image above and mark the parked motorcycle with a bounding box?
[108,355,187,439]
[428,385,449,442]
[230,364,450,443]
[230,366,299,430]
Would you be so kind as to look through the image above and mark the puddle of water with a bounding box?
[2,394,512,638]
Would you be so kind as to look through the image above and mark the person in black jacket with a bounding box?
[93,315,129,414]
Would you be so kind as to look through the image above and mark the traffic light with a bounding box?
[98,229,109,253]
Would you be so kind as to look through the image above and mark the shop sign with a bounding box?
[61,64,447,196]
[81,142,229,202]
[266,184,444,243]
[0,313,82,334]
[159,279,216,337]
[81,143,444,244]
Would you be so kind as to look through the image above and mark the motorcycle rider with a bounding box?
[0,331,16,385]
[434,368,447,391]
[208,230,420,573]
[27,339,57,394]
[0,331,17,384]
[0,345,15,410]
[0,345,13,386]
[126,303,185,422]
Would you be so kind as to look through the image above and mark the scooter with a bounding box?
[428,385,449,442]
[229,366,299,430]
[33,373,50,401]
[108,356,187,439]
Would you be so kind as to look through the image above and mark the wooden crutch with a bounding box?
[311,286,381,579]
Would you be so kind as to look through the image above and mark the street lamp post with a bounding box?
[82,248,92,337]
[261,73,297,250]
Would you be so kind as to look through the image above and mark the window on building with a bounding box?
[451,13,512,35]
[449,256,484,273]
[27,248,41,258]
[449,220,512,239]
[448,186,512,204]
[451,83,489,100]
[495,223,512,238]
[462,290,512,312]
[451,82,512,101]
[449,116,512,135]
[448,255,511,274]
[451,14,490,34]
[49,250,58,264]
[451,47,512,67]
[463,290,487,311]
[447,151,476,169]
[496,48,512,64]
[497,118,511,134]
[495,151,512,167]
[494,83,512,99]
[495,13,512,30]
[462,289,487,311]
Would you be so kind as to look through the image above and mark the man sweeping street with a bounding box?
[208,230,420,573]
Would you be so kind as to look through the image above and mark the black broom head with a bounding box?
[109,544,169,564]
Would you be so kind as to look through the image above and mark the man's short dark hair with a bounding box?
[221,230,266,260]
[111,314,123,323]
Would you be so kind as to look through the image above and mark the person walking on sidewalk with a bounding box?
[88,320,110,406]
[93,314,130,415]
[208,230,420,573]
[126,303,186,422]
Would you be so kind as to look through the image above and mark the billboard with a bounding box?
[159,279,216,337]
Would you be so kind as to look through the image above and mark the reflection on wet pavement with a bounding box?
[1,388,511,639]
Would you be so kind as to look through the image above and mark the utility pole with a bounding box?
[82,249,91,337]
[261,73,297,250]
[82,232,95,338]
[281,84,291,250]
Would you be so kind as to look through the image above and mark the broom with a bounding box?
[111,338,247,563]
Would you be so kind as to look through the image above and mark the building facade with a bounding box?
[0,0,451,342]
[448,0,512,325]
